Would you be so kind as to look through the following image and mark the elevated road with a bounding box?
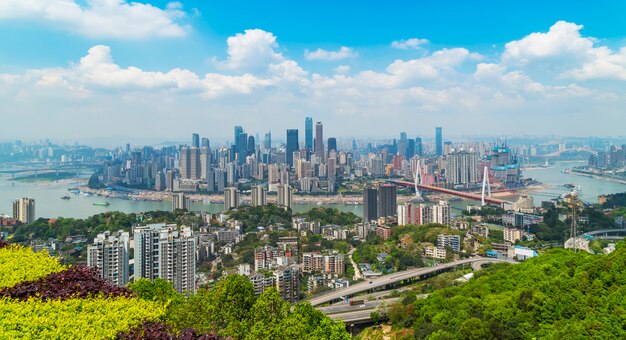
[307,257,515,307]
[389,180,507,205]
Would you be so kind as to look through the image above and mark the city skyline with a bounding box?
[1,1,626,142]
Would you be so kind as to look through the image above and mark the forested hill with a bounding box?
[394,244,626,339]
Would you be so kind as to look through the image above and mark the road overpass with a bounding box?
[389,180,507,205]
[307,257,515,307]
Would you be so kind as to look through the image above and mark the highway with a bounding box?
[318,298,400,315]
[307,257,514,306]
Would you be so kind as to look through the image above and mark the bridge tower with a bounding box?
[481,166,491,206]
[414,159,423,201]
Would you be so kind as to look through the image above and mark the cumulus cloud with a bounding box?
[391,38,430,50]
[2,23,626,140]
[0,0,189,39]
[304,47,358,61]
[215,29,285,72]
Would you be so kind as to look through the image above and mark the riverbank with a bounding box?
[568,168,626,185]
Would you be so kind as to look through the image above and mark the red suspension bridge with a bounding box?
[389,180,508,205]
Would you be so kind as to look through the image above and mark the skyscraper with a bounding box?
[315,122,324,160]
[377,185,397,218]
[12,197,35,224]
[224,187,239,211]
[286,129,299,166]
[251,185,267,207]
[415,137,423,157]
[133,223,196,293]
[327,137,337,153]
[363,187,378,222]
[189,147,201,179]
[247,135,255,156]
[236,131,248,165]
[305,117,313,151]
[172,192,190,211]
[435,127,443,156]
[192,133,200,148]
[87,231,129,287]
[277,184,294,210]
[179,147,190,179]
[264,131,272,150]
[446,150,479,185]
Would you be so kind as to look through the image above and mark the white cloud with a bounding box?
[391,38,430,50]
[0,0,188,39]
[216,29,285,72]
[334,65,350,74]
[304,47,358,61]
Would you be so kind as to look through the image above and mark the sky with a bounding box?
[1,0,626,146]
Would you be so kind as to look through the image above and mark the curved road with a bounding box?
[307,257,515,306]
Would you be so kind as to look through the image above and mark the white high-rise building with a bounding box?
[398,202,418,226]
[133,223,196,293]
[251,185,267,207]
[87,231,129,287]
[224,187,239,211]
[433,201,451,226]
[13,197,35,224]
[277,184,294,210]
[446,150,478,186]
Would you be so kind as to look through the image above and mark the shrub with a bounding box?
[116,320,223,339]
[0,245,65,289]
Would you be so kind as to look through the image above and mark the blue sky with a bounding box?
[1,0,626,145]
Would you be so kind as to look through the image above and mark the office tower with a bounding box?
[363,187,378,222]
[327,137,337,153]
[274,266,300,303]
[446,151,479,185]
[133,224,196,293]
[433,201,451,225]
[415,137,423,157]
[277,184,294,210]
[179,147,190,179]
[315,122,324,160]
[87,231,129,287]
[377,185,397,218]
[247,135,255,156]
[192,133,200,148]
[264,131,272,149]
[234,126,243,145]
[215,169,227,193]
[251,185,267,207]
[435,127,443,156]
[12,197,35,224]
[200,147,211,180]
[286,129,299,166]
[165,170,176,191]
[155,171,165,191]
[189,147,201,179]
[398,132,407,158]
[201,137,210,148]
[172,192,190,211]
[305,117,313,151]
[206,169,215,192]
[406,139,415,159]
[235,128,247,165]
[224,187,239,211]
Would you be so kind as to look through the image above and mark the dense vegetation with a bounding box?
[601,192,626,208]
[130,276,350,339]
[531,206,614,242]
[0,243,350,339]
[225,204,292,233]
[380,243,626,339]
[295,207,361,226]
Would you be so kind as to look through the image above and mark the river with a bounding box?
[1,161,625,219]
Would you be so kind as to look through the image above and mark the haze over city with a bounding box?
[2,1,626,144]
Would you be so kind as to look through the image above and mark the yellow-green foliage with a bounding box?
[0,246,65,288]
[0,297,166,339]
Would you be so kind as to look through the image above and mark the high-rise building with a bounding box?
[315,122,324,160]
[189,147,201,179]
[201,137,210,148]
[327,137,337,153]
[377,185,397,218]
[274,266,300,303]
[264,131,272,150]
[397,202,418,226]
[251,185,267,207]
[12,197,35,224]
[236,131,248,165]
[435,127,443,156]
[192,133,200,148]
[277,184,294,210]
[433,201,451,225]
[305,117,313,151]
[446,151,479,186]
[224,187,239,211]
[133,224,196,293]
[415,137,423,157]
[363,187,378,222]
[87,231,129,287]
[200,146,211,180]
[179,147,190,179]
[286,129,299,167]
[172,192,190,211]
[166,170,176,191]
[247,135,255,156]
